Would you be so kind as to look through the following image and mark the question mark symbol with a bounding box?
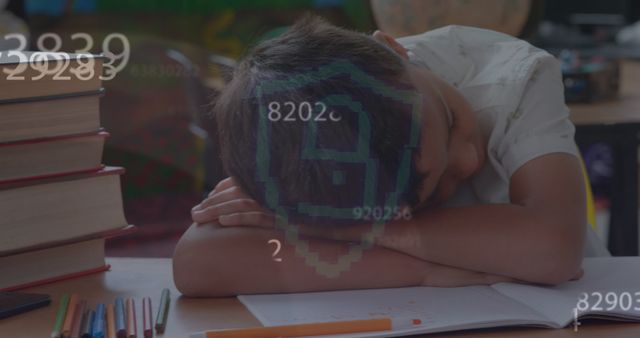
[268,239,283,262]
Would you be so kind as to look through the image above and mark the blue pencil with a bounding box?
[82,310,95,338]
[93,304,106,338]
[115,298,126,338]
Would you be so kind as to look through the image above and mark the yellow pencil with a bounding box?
[106,304,116,338]
[190,318,394,338]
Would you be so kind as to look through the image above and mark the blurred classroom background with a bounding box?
[2,0,640,257]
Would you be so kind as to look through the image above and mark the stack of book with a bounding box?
[0,52,133,291]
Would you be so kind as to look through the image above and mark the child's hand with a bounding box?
[191,178,367,243]
[191,178,418,249]
[571,268,584,281]
[191,177,275,227]
[190,178,340,239]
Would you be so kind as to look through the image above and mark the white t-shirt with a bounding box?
[398,25,579,206]
[398,25,608,256]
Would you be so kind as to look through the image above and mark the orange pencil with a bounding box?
[190,318,424,338]
[61,294,79,338]
[126,298,137,338]
[69,300,86,338]
[106,304,116,338]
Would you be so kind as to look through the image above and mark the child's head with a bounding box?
[214,16,482,224]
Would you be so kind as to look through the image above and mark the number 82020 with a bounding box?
[267,101,341,122]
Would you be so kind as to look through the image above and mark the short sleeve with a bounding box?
[497,56,580,178]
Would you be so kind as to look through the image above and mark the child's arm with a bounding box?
[318,153,585,285]
[199,153,584,287]
[373,153,586,285]
[371,60,587,284]
[172,223,514,297]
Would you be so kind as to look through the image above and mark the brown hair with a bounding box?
[214,15,425,225]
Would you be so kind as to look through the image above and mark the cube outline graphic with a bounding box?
[254,59,422,277]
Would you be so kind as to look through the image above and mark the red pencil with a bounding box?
[142,297,153,338]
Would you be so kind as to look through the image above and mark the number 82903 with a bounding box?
[576,291,640,312]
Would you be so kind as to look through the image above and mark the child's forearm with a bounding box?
[377,203,585,285]
[172,223,513,297]
[330,154,587,285]
[173,223,428,296]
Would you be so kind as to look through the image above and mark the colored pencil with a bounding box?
[190,318,394,338]
[126,298,137,338]
[154,289,170,334]
[142,297,153,338]
[51,294,70,338]
[115,298,126,338]
[69,300,86,338]
[78,309,90,338]
[81,310,95,338]
[61,294,79,338]
[106,304,116,338]
[93,304,106,338]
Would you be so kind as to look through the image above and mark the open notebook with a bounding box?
[238,257,640,337]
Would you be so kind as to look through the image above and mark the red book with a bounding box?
[0,166,130,253]
[0,130,109,184]
[0,225,136,291]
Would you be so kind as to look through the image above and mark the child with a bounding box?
[173,16,591,297]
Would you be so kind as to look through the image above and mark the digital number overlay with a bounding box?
[267,101,342,122]
[1,33,130,81]
[253,59,422,278]
[572,291,640,331]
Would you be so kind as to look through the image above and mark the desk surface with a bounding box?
[569,60,640,126]
[1,258,640,338]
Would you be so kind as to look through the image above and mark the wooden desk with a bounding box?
[1,258,640,337]
[0,258,259,337]
[569,60,640,256]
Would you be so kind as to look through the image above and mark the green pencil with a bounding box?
[51,294,70,338]
[155,288,171,334]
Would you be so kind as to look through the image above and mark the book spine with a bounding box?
[0,225,136,257]
[0,166,125,190]
[0,165,106,186]
[0,264,110,292]
[0,129,109,148]
[0,88,105,105]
